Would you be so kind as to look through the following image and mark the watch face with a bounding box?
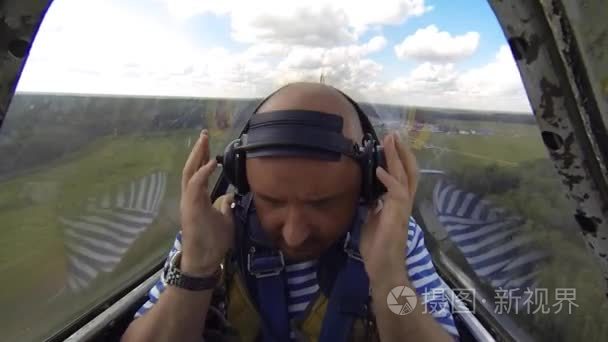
[166,267,180,285]
[163,252,220,291]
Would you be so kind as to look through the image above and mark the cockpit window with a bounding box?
[0,0,606,341]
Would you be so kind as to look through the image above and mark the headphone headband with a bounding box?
[239,109,358,161]
[217,84,387,203]
[242,85,379,140]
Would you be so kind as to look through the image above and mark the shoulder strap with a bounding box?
[233,193,291,342]
[203,193,256,341]
[225,265,262,342]
[318,207,371,342]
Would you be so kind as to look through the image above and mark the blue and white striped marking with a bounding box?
[433,179,547,295]
[61,171,167,292]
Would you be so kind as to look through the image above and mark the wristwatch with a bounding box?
[164,251,221,291]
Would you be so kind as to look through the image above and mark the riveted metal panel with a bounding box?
[488,0,608,294]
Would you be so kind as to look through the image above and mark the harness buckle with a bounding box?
[343,232,364,262]
[247,247,285,278]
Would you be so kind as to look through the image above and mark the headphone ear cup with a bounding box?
[359,135,388,203]
[221,139,238,188]
[235,147,249,194]
[359,138,375,203]
[372,144,387,201]
[222,139,249,194]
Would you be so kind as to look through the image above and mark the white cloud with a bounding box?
[389,63,459,94]
[233,6,356,47]
[384,45,530,112]
[17,0,530,112]
[458,45,525,98]
[272,35,387,96]
[162,0,431,46]
[19,0,392,99]
[394,25,480,62]
[278,36,387,70]
[162,0,234,17]
[17,0,280,98]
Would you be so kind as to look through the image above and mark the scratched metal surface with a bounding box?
[0,0,51,128]
[488,0,608,294]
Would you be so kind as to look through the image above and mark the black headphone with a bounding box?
[216,87,387,204]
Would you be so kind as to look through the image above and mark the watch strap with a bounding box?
[164,251,221,291]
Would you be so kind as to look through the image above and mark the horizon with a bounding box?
[12,90,533,116]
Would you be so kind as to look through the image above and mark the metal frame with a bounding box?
[487,0,608,293]
[0,0,52,128]
[63,269,163,341]
[437,253,535,342]
[442,281,496,342]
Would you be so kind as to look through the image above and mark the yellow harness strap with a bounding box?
[297,294,329,342]
[226,274,332,342]
[226,274,261,342]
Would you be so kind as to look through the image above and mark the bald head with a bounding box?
[257,82,365,143]
[246,82,365,261]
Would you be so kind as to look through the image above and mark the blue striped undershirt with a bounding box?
[286,259,319,319]
[135,218,460,340]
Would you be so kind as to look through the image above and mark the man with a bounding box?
[122,83,459,341]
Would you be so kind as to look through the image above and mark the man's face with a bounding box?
[246,155,362,261]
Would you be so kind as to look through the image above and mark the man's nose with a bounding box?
[281,206,311,248]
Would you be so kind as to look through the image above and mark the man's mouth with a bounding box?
[279,242,326,261]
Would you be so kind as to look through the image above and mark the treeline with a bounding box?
[3,93,258,134]
[0,93,533,178]
[371,103,535,125]
[413,107,535,125]
[0,93,258,178]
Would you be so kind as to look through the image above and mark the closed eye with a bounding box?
[310,197,335,208]
[257,193,284,206]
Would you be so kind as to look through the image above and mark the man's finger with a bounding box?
[200,130,210,168]
[376,166,411,223]
[219,193,235,215]
[393,132,419,195]
[384,133,407,185]
[188,158,218,195]
[182,130,208,191]
[376,166,408,200]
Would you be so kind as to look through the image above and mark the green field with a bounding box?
[0,128,231,341]
[427,133,548,165]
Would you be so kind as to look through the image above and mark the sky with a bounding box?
[16,0,532,113]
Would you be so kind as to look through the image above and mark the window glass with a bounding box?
[399,6,608,342]
[0,1,245,340]
[411,114,608,340]
[1,0,606,341]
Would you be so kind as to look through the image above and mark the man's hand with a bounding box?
[122,129,235,342]
[360,131,418,281]
[358,132,453,342]
[180,129,235,276]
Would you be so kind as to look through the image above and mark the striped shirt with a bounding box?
[285,259,320,320]
[135,217,460,340]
